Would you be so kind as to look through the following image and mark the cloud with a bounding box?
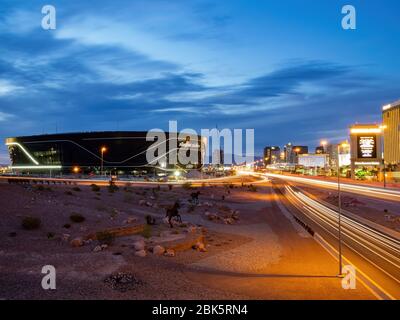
[0,111,13,121]
[0,79,21,96]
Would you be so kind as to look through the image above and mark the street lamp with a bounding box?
[101,146,107,176]
[380,125,387,188]
[337,142,349,277]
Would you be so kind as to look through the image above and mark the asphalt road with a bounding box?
[271,178,400,300]
[266,173,400,202]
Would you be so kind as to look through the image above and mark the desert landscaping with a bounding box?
[0,177,374,300]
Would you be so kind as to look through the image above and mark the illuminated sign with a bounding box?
[357,135,377,159]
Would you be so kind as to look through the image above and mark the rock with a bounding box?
[62,234,71,242]
[153,245,165,255]
[124,216,138,224]
[93,245,102,252]
[194,242,207,252]
[224,218,234,225]
[164,249,175,257]
[133,240,145,251]
[187,226,197,233]
[84,239,93,245]
[146,201,152,207]
[135,249,147,257]
[101,244,108,250]
[139,199,146,206]
[70,237,84,247]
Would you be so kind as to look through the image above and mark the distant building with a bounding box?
[283,144,308,164]
[212,149,224,166]
[382,100,400,166]
[264,146,280,165]
[349,124,383,179]
[327,142,350,168]
[298,154,328,168]
[315,146,325,154]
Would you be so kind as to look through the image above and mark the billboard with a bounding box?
[357,135,377,159]
[298,154,327,168]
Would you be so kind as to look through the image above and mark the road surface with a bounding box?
[272,178,400,300]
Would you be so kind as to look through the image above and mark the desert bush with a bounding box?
[140,224,152,239]
[96,230,115,245]
[108,182,119,193]
[47,232,55,239]
[63,223,71,229]
[21,216,41,230]
[123,194,134,203]
[69,213,85,223]
[65,190,73,196]
[91,184,100,192]
[35,185,45,191]
[248,184,258,192]
[182,182,192,190]
[145,215,156,225]
[72,186,81,192]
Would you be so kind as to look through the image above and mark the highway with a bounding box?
[266,173,400,202]
[272,179,400,300]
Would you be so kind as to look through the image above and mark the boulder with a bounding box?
[153,245,165,255]
[139,199,146,206]
[133,240,145,251]
[124,216,138,224]
[70,237,83,247]
[194,242,207,252]
[93,245,102,252]
[62,234,71,242]
[135,249,147,257]
[164,249,175,257]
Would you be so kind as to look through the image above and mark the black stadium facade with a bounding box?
[5,131,204,174]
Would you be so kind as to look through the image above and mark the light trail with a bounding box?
[282,184,400,299]
[266,173,400,201]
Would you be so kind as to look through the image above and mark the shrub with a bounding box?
[91,184,100,192]
[47,232,55,239]
[63,223,71,229]
[108,183,119,193]
[65,191,73,196]
[168,185,173,191]
[35,185,45,191]
[182,182,192,190]
[248,184,258,192]
[69,213,85,223]
[22,216,41,230]
[140,224,152,239]
[96,231,115,245]
[72,186,81,192]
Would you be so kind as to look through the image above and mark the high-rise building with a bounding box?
[315,146,325,154]
[264,146,280,165]
[382,100,400,166]
[283,143,308,164]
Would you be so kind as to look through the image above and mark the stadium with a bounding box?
[5,131,204,175]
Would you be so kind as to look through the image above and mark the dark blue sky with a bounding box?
[1,0,400,163]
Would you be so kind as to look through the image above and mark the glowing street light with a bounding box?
[101,146,107,176]
[337,141,349,277]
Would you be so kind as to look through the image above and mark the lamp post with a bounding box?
[101,147,107,176]
[380,125,387,188]
[337,142,349,277]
